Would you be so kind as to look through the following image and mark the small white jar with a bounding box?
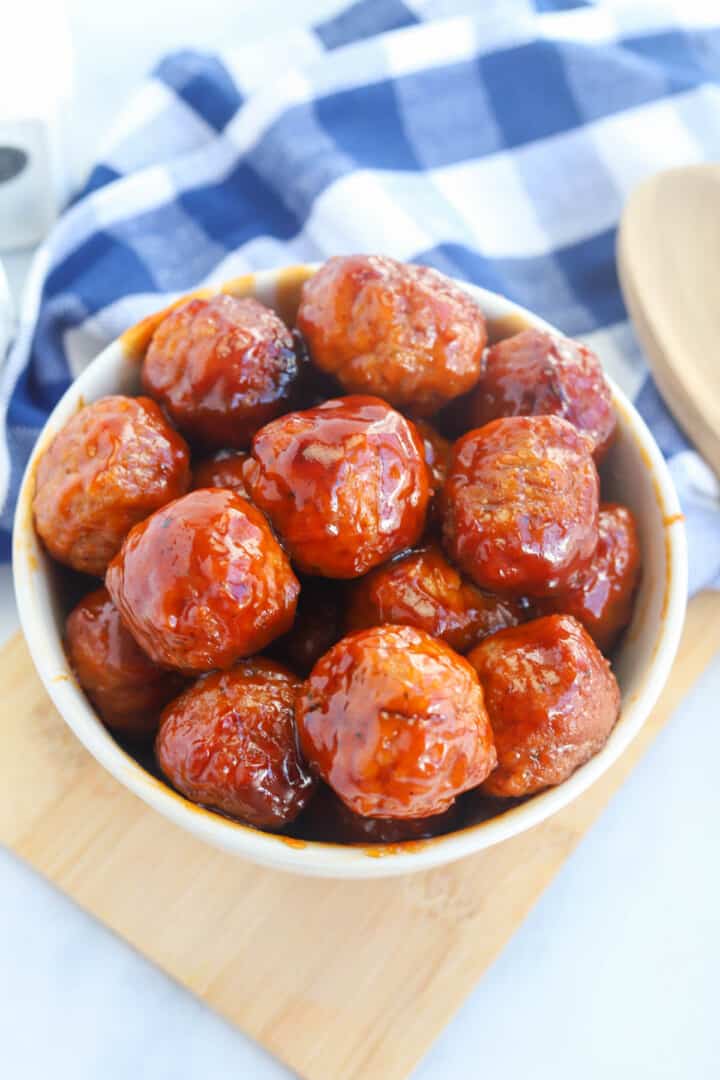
[0,1,73,250]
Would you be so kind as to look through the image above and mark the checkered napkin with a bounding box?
[2,0,719,589]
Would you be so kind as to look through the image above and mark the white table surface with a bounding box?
[2,3,719,1077]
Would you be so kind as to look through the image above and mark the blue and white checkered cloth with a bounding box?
[2,0,719,590]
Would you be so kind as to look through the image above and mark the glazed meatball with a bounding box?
[466,329,616,461]
[191,450,250,496]
[296,625,496,819]
[533,503,640,653]
[467,615,620,798]
[33,395,190,576]
[270,578,344,676]
[442,415,599,597]
[245,396,429,578]
[297,784,457,844]
[156,659,316,828]
[346,544,522,653]
[65,588,185,737]
[106,489,299,672]
[142,295,301,449]
[297,255,487,415]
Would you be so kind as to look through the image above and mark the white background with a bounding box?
[1,2,719,1077]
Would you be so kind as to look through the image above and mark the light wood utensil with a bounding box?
[618,164,720,478]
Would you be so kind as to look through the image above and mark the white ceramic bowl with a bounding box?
[13,265,688,878]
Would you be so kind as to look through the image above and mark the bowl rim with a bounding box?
[12,265,688,878]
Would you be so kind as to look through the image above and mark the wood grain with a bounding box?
[1,591,719,1080]
[618,165,720,478]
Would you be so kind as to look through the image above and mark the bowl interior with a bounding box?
[12,266,688,877]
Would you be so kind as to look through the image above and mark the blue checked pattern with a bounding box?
[2,0,719,590]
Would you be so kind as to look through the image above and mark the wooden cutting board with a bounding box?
[1,591,719,1080]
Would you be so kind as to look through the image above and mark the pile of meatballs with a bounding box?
[33,255,640,846]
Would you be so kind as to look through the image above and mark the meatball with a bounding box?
[33,395,190,576]
[533,503,640,653]
[65,587,185,737]
[442,415,599,597]
[191,450,250,496]
[245,396,429,578]
[297,784,457,844]
[156,659,315,828]
[142,295,301,449]
[346,543,522,653]
[270,578,344,677]
[466,329,616,461]
[106,489,299,672]
[297,255,487,415]
[467,615,620,798]
[296,625,496,819]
